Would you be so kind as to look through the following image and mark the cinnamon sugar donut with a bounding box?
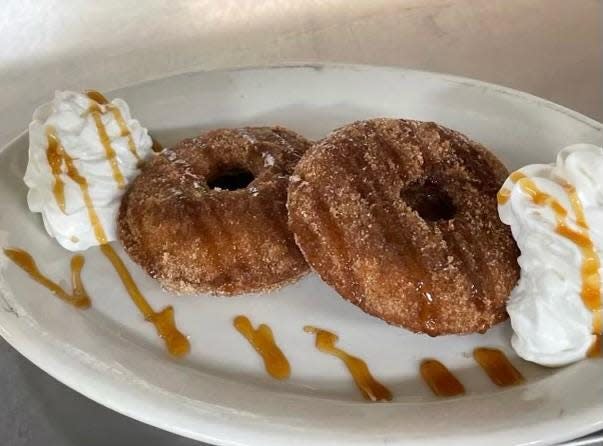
[288,118,519,335]
[119,126,311,294]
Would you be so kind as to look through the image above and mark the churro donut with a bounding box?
[288,118,519,335]
[119,126,311,294]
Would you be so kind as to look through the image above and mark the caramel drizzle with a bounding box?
[111,107,140,160]
[587,335,601,358]
[46,133,66,213]
[496,188,511,205]
[304,326,392,401]
[47,127,108,244]
[3,248,90,309]
[420,359,465,397]
[151,137,163,153]
[85,89,109,105]
[506,170,602,345]
[522,178,601,338]
[556,223,601,318]
[509,171,527,182]
[557,181,601,336]
[233,316,290,380]
[497,171,527,205]
[46,128,189,357]
[517,176,567,217]
[473,348,524,387]
[85,90,140,160]
[100,244,189,357]
[563,182,588,228]
[88,103,126,188]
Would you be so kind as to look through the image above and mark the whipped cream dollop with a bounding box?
[498,144,603,367]
[24,91,153,251]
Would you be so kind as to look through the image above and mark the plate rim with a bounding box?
[0,63,602,446]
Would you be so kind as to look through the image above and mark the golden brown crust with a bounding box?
[118,126,311,295]
[288,118,519,335]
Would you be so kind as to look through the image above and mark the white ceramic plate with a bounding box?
[0,64,601,446]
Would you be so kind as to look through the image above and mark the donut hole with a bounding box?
[400,178,456,221]
[207,167,255,191]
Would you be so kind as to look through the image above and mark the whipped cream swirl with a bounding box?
[24,91,153,251]
[498,144,603,367]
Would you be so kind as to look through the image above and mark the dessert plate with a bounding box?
[0,64,601,446]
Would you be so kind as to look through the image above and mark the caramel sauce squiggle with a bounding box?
[587,335,601,358]
[304,326,392,401]
[45,127,189,357]
[473,348,524,387]
[234,315,290,380]
[100,244,189,357]
[3,248,90,309]
[420,359,465,397]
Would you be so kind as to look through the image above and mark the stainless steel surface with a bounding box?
[0,0,601,444]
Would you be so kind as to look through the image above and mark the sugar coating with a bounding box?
[287,118,520,335]
[118,127,312,295]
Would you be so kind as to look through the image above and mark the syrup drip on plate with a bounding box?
[587,335,601,358]
[100,244,189,357]
[420,359,465,397]
[304,326,392,401]
[44,126,189,357]
[3,248,90,309]
[234,315,290,380]
[473,348,524,387]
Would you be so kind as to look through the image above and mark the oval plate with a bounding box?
[0,64,601,446]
